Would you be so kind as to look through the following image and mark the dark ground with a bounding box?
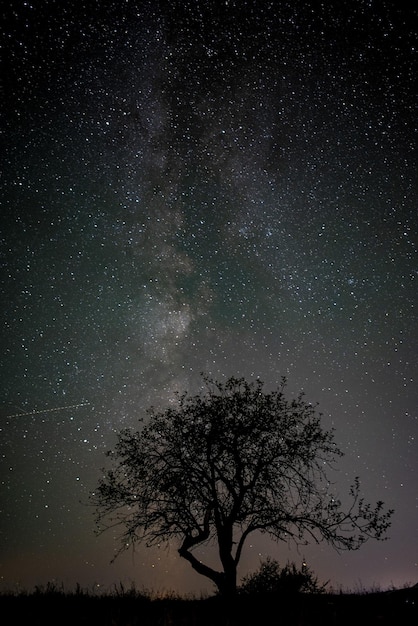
[1,584,417,625]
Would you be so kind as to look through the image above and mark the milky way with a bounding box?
[1,0,417,594]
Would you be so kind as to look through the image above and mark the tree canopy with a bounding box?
[91,375,393,597]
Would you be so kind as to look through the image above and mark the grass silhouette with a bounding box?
[0,581,417,625]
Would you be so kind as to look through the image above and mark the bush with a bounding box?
[238,557,328,595]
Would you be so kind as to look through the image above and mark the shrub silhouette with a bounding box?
[239,557,327,595]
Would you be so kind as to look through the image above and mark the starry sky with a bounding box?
[1,0,417,595]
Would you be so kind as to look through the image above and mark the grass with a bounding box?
[0,581,417,625]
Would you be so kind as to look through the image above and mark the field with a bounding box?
[1,583,417,625]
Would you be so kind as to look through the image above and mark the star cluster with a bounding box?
[1,0,417,594]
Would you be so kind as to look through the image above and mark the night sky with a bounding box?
[1,0,417,595]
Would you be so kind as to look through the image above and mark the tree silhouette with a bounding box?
[91,376,393,597]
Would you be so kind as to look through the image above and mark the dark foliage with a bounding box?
[239,557,328,595]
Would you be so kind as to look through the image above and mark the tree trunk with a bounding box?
[217,566,237,598]
[178,516,239,598]
[217,522,237,598]
[178,544,238,598]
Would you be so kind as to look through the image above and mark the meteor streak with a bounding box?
[6,402,90,418]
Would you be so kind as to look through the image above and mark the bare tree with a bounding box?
[91,376,393,597]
